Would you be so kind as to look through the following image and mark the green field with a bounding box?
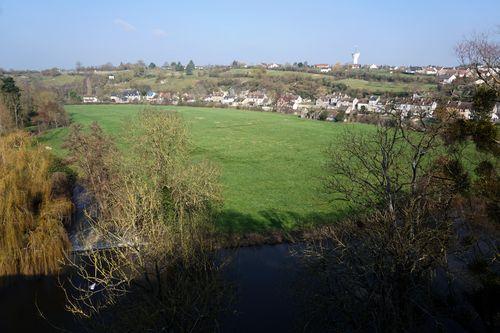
[40,105,373,233]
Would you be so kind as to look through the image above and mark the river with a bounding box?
[0,243,305,332]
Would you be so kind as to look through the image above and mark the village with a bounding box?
[83,83,500,123]
[75,51,499,123]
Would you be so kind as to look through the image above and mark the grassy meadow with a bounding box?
[40,105,374,233]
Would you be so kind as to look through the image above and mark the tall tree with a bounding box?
[0,77,22,128]
[186,60,195,75]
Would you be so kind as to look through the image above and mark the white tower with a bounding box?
[352,47,360,65]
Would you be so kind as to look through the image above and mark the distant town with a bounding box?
[4,51,498,124]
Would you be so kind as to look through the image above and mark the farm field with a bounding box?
[40,105,374,233]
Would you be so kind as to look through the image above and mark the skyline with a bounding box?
[0,0,499,70]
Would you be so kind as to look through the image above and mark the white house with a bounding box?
[442,74,457,84]
[82,96,99,103]
[110,89,141,103]
[369,64,378,70]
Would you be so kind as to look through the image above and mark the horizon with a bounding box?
[0,0,499,70]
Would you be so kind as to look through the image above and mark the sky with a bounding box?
[0,0,499,69]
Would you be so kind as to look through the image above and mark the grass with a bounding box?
[40,105,374,233]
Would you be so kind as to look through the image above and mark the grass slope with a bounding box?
[40,105,372,233]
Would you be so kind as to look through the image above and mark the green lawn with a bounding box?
[40,105,373,233]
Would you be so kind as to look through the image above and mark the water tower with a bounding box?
[352,47,360,65]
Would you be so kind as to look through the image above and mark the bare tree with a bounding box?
[300,111,462,331]
[63,109,227,331]
[456,31,500,90]
[324,110,444,220]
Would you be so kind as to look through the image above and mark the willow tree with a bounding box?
[0,131,72,275]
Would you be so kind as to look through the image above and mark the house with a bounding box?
[204,91,227,104]
[417,66,438,75]
[110,93,125,103]
[82,96,99,103]
[182,93,196,103]
[124,89,141,103]
[110,89,141,103]
[355,98,370,112]
[446,101,472,119]
[369,64,378,70]
[267,63,280,69]
[145,90,157,102]
[241,91,270,107]
[315,64,331,72]
[276,93,303,114]
[441,74,457,84]
[158,92,180,105]
[315,93,350,109]
[368,95,380,106]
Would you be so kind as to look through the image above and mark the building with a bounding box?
[242,91,270,107]
[352,49,361,66]
[145,90,157,101]
[276,93,302,114]
[314,64,331,72]
[82,96,99,103]
[110,89,141,103]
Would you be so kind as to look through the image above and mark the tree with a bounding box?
[0,76,22,128]
[175,61,184,72]
[63,110,226,331]
[186,60,195,75]
[301,112,461,331]
[75,61,83,72]
[455,32,500,90]
[31,90,69,130]
[0,100,14,134]
[133,66,146,77]
[471,85,497,121]
[148,62,156,69]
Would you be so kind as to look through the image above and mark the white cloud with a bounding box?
[152,28,167,38]
[114,18,136,32]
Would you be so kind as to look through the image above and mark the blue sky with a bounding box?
[0,0,498,69]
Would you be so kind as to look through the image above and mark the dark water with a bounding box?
[0,185,306,332]
[0,275,75,332]
[0,243,303,333]
[220,244,303,332]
